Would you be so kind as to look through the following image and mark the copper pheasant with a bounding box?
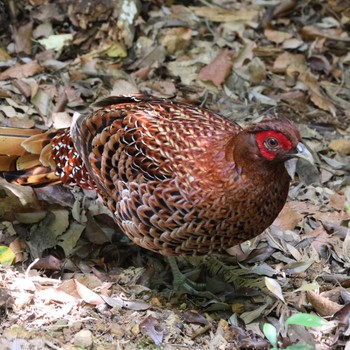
[0,95,312,257]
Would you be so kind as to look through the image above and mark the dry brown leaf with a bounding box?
[74,279,104,305]
[329,139,350,155]
[32,255,62,271]
[299,71,336,116]
[197,49,234,87]
[306,226,332,251]
[307,291,342,316]
[13,22,33,55]
[57,279,81,299]
[0,61,43,80]
[300,25,350,42]
[329,193,347,211]
[140,79,176,97]
[272,52,306,73]
[190,6,258,23]
[273,202,303,230]
[160,27,192,55]
[264,28,293,44]
[308,55,332,74]
[314,210,350,225]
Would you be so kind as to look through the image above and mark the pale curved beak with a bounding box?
[294,142,314,163]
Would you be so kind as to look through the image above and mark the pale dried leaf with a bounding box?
[74,279,104,305]
[190,6,257,22]
[265,277,285,303]
[264,28,293,44]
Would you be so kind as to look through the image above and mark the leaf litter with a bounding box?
[0,0,349,349]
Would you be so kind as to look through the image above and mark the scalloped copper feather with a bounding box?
[0,95,302,256]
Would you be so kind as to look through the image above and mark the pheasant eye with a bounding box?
[264,137,279,149]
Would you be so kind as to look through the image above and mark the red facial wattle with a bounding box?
[255,130,292,160]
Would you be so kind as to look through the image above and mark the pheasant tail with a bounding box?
[0,127,62,186]
[0,125,95,189]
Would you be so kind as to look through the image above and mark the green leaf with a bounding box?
[104,43,127,58]
[0,245,15,265]
[263,323,277,346]
[285,344,314,350]
[286,313,329,327]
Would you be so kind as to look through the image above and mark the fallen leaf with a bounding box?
[282,38,304,49]
[299,71,336,116]
[332,302,350,325]
[265,277,285,303]
[74,279,104,305]
[139,315,163,346]
[183,310,209,325]
[197,49,234,87]
[161,27,192,55]
[104,42,127,58]
[190,6,258,23]
[300,25,350,42]
[32,255,62,271]
[264,28,293,44]
[38,34,73,51]
[0,48,12,61]
[308,55,332,74]
[329,139,350,155]
[13,22,33,54]
[272,52,306,73]
[37,287,77,303]
[0,61,43,80]
[307,291,342,316]
[101,294,150,311]
[273,202,303,230]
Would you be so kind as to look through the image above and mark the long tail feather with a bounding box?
[0,127,60,187]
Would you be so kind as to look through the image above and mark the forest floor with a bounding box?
[0,0,350,349]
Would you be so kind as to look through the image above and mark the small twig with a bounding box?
[191,324,212,339]
[25,258,39,279]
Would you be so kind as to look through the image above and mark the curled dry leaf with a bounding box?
[139,315,164,346]
[101,294,150,311]
[307,291,342,317]
[183,310,209,325]
[300,25,350,42]
[332,302,350,325]
[74,279,104,305]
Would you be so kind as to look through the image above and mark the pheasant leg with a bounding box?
[167,257,218,298]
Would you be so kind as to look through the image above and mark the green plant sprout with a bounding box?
[263,313,329,350]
